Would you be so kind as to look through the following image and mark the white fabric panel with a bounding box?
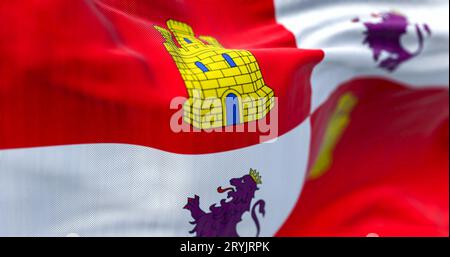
[274,0,449,111]
[0,119,311,236]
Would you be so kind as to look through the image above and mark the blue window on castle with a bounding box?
[225,93,240,125]
[184,38,192,43]
[222,53,236,67]
[195,61,209,72]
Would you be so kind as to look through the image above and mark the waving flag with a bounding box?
[0,0,448,236]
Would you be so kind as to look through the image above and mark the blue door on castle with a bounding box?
[225,93,240,126]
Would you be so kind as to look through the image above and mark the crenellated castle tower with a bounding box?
[154,20,274,129]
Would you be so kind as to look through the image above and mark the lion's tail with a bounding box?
[251,199,266,237]
[413,23,426,56]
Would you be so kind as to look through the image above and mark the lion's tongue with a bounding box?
[217,186,234,193]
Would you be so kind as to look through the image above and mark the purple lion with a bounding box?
[356,12,431,72]
[183,169,266,237]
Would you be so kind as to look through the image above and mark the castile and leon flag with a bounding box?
[0,0,448,236]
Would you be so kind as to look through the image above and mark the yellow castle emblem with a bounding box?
[154,20,275,129]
